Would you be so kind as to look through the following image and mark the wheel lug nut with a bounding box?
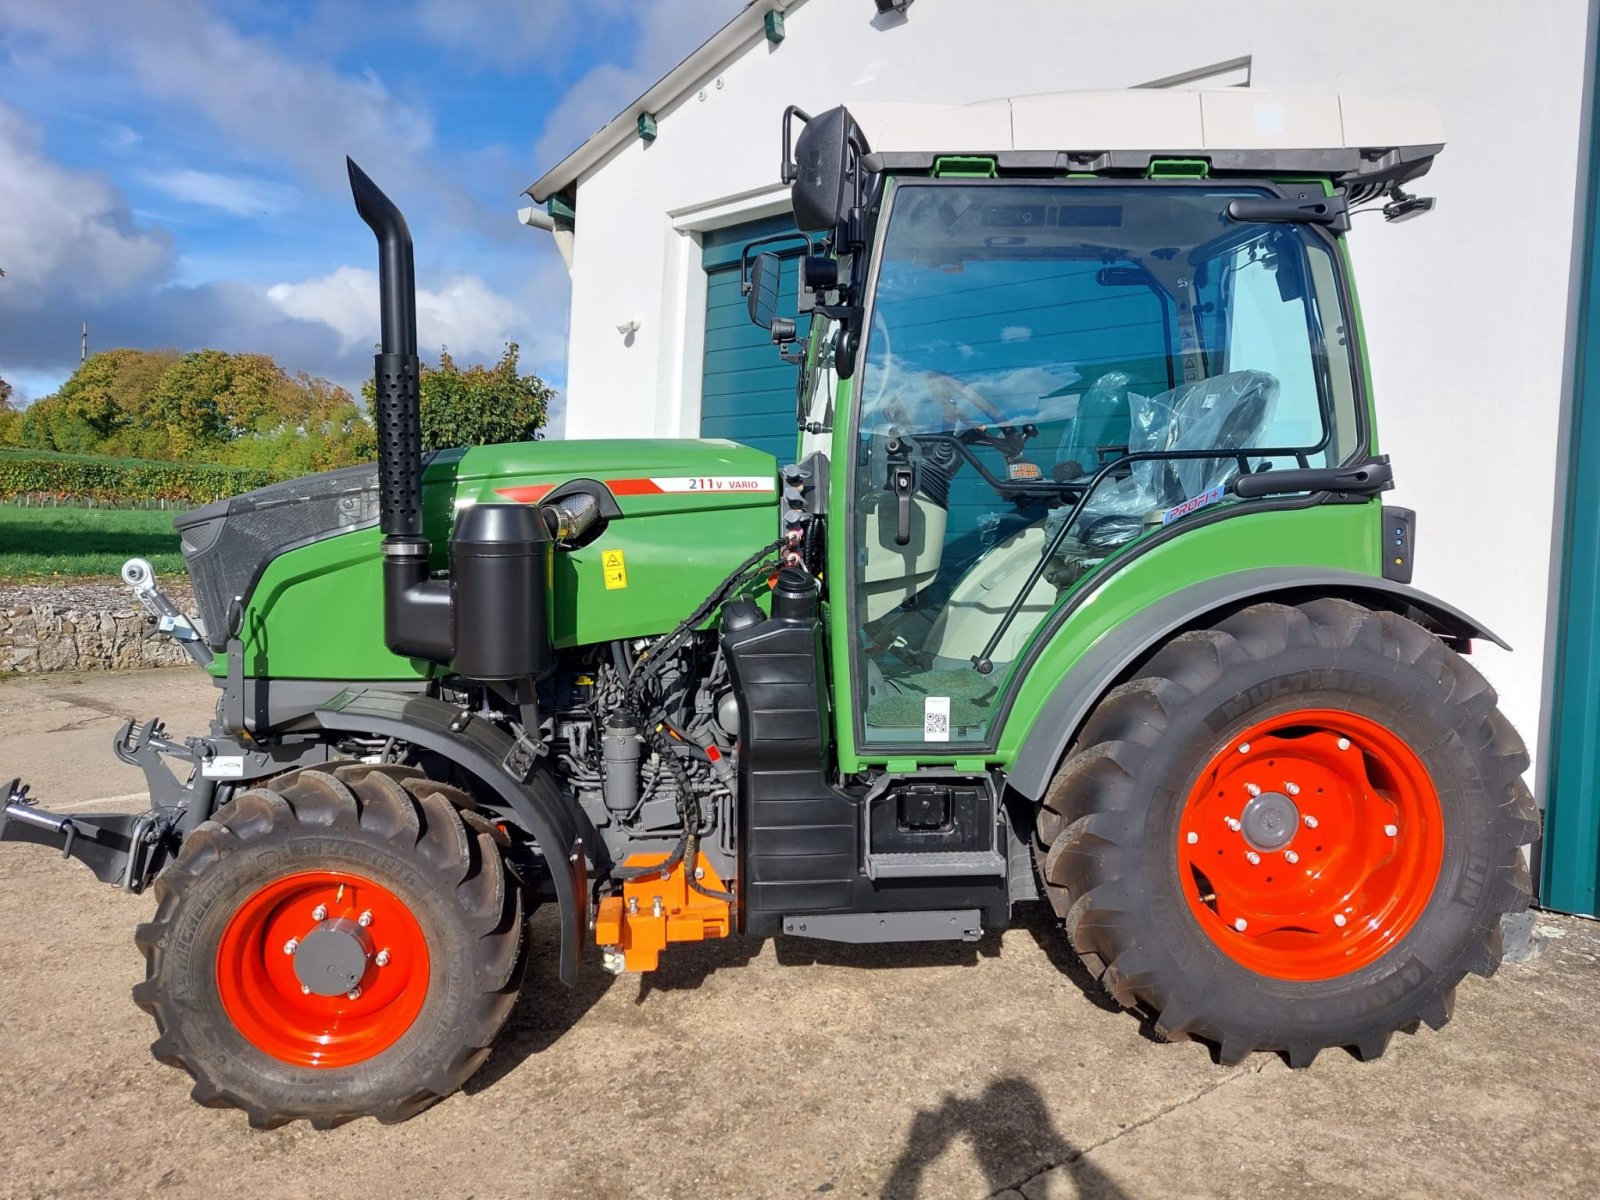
[1246,851,1261,865]
[1384,824,1398,837]
[1334,914,1348,928]
[1284,782,1300,796]
[300,984,311,995]
[1234,917,1248,931]
[1337,737,1351,751]
[1245,782,1262,797]
[375,949,391,967]
[1186,832,1199,845]
[1304,815,1319,829]
[1238,743,1251,754]
[1225,817,1242,832]
[346,987,362,1000]
[1284,850,1299,864]
[282,938,299,955]
[357,910,373,927]
[311,904,327,921]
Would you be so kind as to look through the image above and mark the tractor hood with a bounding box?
[175,437,780,659]
[422,437,780,518]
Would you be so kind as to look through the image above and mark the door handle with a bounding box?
[890,465,915,546]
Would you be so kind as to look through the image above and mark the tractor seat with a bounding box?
[1073,369,1280,532]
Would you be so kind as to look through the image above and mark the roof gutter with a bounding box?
[525,0,802,204]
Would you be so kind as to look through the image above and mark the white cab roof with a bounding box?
[849,90,1445,154]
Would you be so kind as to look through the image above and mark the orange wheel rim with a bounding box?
[216,870,430,1068]
[1176,709,1444,981]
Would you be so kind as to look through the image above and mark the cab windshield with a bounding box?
[850,181,1363,748]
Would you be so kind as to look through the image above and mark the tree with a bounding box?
[363,343,551,452]
[15,348,374,471]
[0,375,20,448]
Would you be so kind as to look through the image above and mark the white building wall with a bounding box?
[554,0,1591,786]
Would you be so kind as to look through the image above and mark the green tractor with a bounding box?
[2,92,1537,1127]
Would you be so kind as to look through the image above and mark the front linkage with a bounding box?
[1,562,340,894]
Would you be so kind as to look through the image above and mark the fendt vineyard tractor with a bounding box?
[2,91,1537,1127]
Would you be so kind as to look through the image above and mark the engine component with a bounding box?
[601,713,641,814]
[450,502,554,681]
[594,852,732,972]
[716,691,741,737]
[542,491,602,542]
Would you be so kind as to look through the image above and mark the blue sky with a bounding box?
[0,0,744,428]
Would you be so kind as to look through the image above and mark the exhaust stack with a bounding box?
[348,159,451,663]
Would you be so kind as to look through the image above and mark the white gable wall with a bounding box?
[551,0,1591,787]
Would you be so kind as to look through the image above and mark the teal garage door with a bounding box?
[1543,31,1600,917]
[701,216,809,463]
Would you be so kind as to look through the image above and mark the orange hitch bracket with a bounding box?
[594,852,733,972]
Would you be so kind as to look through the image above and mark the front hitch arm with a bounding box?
[1,777,168,891]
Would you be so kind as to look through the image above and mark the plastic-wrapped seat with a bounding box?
[1073,369,1279,534]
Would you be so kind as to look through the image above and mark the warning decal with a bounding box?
[601,548,628,590]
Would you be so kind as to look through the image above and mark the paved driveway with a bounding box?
[2,668,1595,1199]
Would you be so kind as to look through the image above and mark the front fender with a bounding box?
[1005,566,1508,802]
[315,689,587,985]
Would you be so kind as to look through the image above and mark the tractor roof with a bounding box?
[852,90,1444,192]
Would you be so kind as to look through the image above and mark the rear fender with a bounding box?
[315,689,588,986]
[1005,567,1508,802]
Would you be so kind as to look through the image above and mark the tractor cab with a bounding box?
[745,92,1433,753]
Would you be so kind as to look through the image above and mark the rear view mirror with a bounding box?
[791,106,866,232]
[746,252,781,329]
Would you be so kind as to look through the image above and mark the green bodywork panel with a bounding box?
[215,438,778,680]
[828,500,1385,774]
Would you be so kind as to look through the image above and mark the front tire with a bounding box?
[133,762,525,1127]
[1035,598,1539,1066]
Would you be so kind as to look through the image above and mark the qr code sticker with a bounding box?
[924,696,951,742]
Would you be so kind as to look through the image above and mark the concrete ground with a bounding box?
[1,667,1596,1200]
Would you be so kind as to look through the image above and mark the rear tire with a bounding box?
[133,762,525,1127]
[1035,598,1539,1066]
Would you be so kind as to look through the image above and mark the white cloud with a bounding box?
[0,103,172,299]
[137,168,298,217]
[267,266,519,364]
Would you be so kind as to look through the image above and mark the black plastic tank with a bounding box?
[449,503,553,681]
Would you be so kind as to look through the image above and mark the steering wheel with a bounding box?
[924,370,1009,429]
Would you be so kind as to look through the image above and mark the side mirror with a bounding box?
[745,252,781,329]
[791,106,865,232]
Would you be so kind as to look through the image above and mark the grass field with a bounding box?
[0,505,183,580]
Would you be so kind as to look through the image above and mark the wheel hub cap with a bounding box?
[1176,708,1445,981]
[292,918,372,996]
[1240,791,1298,851]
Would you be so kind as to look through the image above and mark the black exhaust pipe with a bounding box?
[348,158,451,663]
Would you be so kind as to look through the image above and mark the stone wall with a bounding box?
[0,584,198,674]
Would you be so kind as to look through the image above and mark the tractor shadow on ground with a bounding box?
[1012,900,1165,1046]
[469,899,1166,1095]
[465,908,617,1095]
[879,1075,1130,1200]
[465,908,768,1094]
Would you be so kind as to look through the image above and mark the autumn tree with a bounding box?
[15,348,373,472]
[363,343,550,451]
[0,374,20,447]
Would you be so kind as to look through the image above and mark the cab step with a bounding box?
[864,848,1006,880]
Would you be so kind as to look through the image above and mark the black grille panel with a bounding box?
[174,463,381,650]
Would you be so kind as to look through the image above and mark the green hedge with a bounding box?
[0,454,284,506]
